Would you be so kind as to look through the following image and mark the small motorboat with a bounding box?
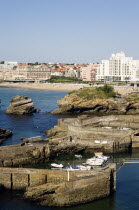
[85,157,104,166]
[75,154,82,158]
[77,165,91,171]
[51,163,63,168]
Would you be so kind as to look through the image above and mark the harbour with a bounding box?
[1,86,139,209]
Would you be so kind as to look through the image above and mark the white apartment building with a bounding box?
[109,52,133,81]
[132,60,139,81]
[97,52,139,81]
[96,60,109,81]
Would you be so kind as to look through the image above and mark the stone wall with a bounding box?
[59,172,113,206]
[24,164,116,207]
[53,115,139,154]
[0,167,95,190]
[0,165,116,192]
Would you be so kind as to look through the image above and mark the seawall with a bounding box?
[0,164,116,206]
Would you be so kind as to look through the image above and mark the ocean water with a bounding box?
[0,86,67,146]
[0,86,139,210]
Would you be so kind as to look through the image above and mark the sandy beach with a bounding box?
[0,82,91,92]
[0,82,137,95]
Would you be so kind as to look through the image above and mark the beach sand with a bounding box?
[0,82,137,95]
[0,82,90,92]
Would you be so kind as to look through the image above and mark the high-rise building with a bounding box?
[97,52,139,81]
[109,52,133,81]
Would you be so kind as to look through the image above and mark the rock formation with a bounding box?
[0,138,50,167]
[0,128,13,144]
[51,87,139,115]
[6,96,36,115]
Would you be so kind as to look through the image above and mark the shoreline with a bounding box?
[0,82,90,92]
[0,82,137,95]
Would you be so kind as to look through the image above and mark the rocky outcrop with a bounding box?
[45,125,68,138]
[6,96,36,115]
[0,128,13,144]
[0,139,50,167]
[51,89,139,115]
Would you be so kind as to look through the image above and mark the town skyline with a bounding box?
[1,51,139,82]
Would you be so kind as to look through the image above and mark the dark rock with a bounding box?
[6,96,35,115]
[34,109,41,113]
[0,128,13,144]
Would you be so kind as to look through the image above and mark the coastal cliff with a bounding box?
[51,85,139,115]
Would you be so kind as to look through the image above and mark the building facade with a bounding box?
[81,64,98,81]
[97,52,139,81]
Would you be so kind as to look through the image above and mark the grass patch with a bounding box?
[71,84,118,100]
[48,76,82,83]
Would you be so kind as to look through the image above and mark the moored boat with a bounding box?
[77,165,91,170]
[75,154,82,158]
[51,163,63,168]
[85,157,104,166]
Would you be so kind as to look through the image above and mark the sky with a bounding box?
[0,0,139,63]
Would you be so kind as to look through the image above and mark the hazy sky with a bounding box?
[0,0,139,63]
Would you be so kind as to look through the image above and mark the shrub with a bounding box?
[97,84,117,98]
[75,85,118,100]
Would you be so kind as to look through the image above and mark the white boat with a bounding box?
[75,154,82,158]
[51,163,63,168]
[85,157,104,166]
[77,165,91,171]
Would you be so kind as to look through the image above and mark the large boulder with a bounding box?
[6,96,35,115]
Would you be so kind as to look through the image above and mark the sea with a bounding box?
[0,86,139,210]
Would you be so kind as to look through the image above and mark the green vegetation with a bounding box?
[48,76,130,86]
[48,76,82,83]
[68,84,118,100]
